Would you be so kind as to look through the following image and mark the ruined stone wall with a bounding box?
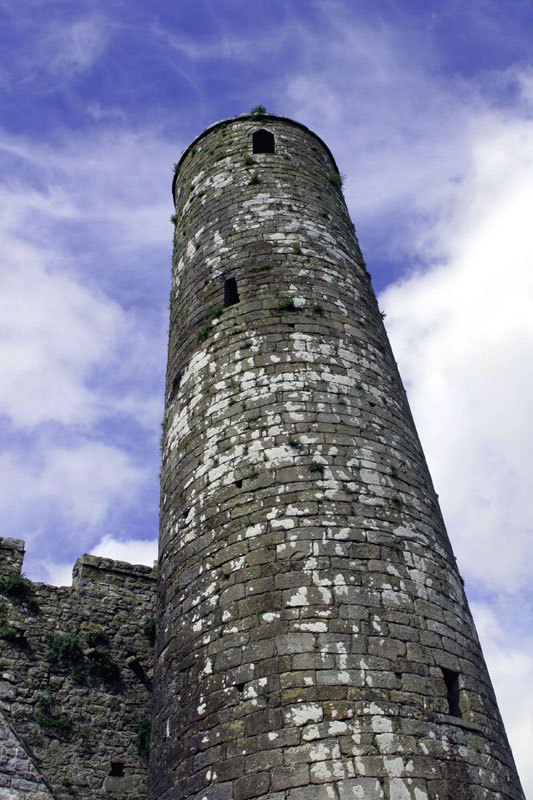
[0,537,156,799]
[152,114,524,800]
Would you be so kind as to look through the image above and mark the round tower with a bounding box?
[151,114,524,800]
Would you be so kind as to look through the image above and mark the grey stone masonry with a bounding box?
[151,113,525,799]
[0,709,54,799]
[0,537,156,800]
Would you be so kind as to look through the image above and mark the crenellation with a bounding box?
[0,538,25,580]
[0,538,156,799]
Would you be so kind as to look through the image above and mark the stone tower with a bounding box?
[152,113,524,800]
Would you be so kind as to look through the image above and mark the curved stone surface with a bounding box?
[0,710,55,800]
[152,114,524,800]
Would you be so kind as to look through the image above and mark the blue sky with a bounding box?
[1,0,532,791]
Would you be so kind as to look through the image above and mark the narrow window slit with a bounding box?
[252,129,275,154]
[170,371,182,398]
[224,277,239,307]
[442,668,462,717]
[110,762,125,777]
[234,479,243,488]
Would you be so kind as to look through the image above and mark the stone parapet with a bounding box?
[0,537,156,800]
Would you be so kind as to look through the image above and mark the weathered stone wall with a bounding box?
[0,537,156,799]
[152,114,524,800]
[0,709,55,799]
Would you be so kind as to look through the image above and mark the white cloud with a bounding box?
[368,77,533,796]
[90,534,157,566]
[0,123,170,603]
[0,254,125,427]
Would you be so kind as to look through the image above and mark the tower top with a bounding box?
[171,111,340,197]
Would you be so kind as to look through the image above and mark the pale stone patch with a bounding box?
[309,742,341,761]
[296,621,327,632]
[390,778,413,800]
[384,756,404,777]
[245,523,263,539]
[370,715,393,734]
[287,587,309,607]
[327,720,349,735]
[271,518,296,530]
[285,703,323,727]
[376,733,396,754]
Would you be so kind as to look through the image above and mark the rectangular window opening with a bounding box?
[442,668,462,717]
[224,277,240,307]
[110,762,125,777]
[252,129,275,154]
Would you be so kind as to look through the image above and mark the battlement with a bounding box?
[0,535,156,590]
[0,537,25,579]
[0,536,156,800]
[72,553,156,589]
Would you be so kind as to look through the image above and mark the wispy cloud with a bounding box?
[1,11,113,92]
[0,254,126,428]
[44,18,111,78]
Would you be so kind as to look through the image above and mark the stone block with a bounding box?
[337,777,385,799]
[234,772,271,800]
[271,764,310,790]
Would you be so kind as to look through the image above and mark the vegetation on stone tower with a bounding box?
[197,305,223,342]
[35,693,74,740]
[45,632,82,664]
[327,170,345,188]
[0,623,24,643]
[250,104,267,115]
[278,297,297,311]
[0,571,38,610]
[87,647,120,681]
[85,626,108,648]
[143,615,156,644]
[0,571,28,597]
[135,713,151,757]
